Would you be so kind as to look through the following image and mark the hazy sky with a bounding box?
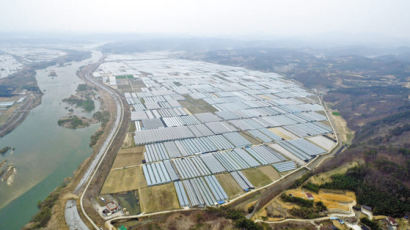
[1,0,410,40]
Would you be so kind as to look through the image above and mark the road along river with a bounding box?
[0,51,102,230]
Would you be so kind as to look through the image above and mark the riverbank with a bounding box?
[23,55,111,229]
[28,53,129,229]
[0,84,42,137]
[0,50,101,230]
[0,49,91,138]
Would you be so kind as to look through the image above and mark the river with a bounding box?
[0,51,101,229]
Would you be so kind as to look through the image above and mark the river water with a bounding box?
[0,51,101,229]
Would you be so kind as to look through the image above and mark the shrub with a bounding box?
[280,194,313,208]
[303,182,320,193]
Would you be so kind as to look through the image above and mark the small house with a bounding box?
[106,201,119,213]
[306,192,314,200]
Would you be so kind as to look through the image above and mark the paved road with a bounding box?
[65,55,125,230]
[65,200,89,230]
[74,72,122,194]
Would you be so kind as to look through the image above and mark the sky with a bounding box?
[1,0,410,42]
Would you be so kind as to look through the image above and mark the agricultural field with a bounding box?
[96,52,336,214]
[284,188,355,212]
[216,173,244,199]
[241,167,274,188]
[178,95,217,114]
[101,166,146,194]
[111,146,144,168]
[138,183,180,213]
[269,127,298,140]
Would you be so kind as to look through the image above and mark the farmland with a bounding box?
[93,52,337,223]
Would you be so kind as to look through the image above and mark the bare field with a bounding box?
[269,127,298,140]
[216,173,244,199]
[307,135,336,151]
[101,166,146,194]
[240,131,261,145]
[258,165,280,181]
[179,94,216,114]
[111,146,144,169]
[138,183,180,213]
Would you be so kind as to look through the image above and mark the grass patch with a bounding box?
[138,183,180,213]
[332,111,341,116]
[242,167,272,187]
